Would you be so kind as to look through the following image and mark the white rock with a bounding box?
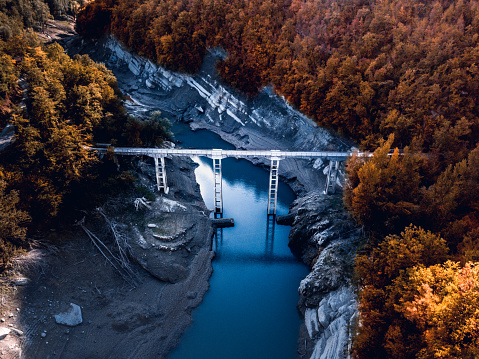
[306,287,357,359]
[317,303,331,329]
[310,336,326,359]
[12,278,29,286]
[145,78,155,89]
[313,158,323,169]
[159,198,187,212]
[0,327,10,340]
[310,316,348,359]
[54,303,83,327]
[305,308,319,339]
[128,58,142,76]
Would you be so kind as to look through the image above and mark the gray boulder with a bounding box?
[54,303,83,327]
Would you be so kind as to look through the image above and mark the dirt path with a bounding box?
[37,17,76,43]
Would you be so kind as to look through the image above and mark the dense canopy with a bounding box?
[0,0,171,268]
[3,0,479,356]
[76,5,479,355]
[77,0,479,154]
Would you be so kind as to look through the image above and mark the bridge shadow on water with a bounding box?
[265,214,275,257]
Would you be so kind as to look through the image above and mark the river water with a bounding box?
[168,123,308,359]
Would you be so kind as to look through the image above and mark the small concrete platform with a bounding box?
[211,218,234,228]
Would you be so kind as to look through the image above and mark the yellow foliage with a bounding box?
[400,261,479,358]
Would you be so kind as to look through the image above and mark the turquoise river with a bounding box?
[168,123,308,359]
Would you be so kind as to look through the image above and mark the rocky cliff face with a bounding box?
[66,36,353,195]
[104,39,338,150]
[64,36,361,359]
[279,192,362,359]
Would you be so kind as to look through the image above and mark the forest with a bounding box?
[0,0,477,356]
[0,0,171,268]
[75,0,479,357]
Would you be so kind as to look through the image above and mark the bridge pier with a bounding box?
[267,154,281,215]
[154,156,169,194]
[92,146,355,212]
[324,160,339,194]
[211,150,225,214]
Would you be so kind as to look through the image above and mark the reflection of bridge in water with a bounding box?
[213,214,279,259]
[92,147,362,215]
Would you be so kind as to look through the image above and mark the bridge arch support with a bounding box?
[153,156,169,194]
[209,149,226,214]
[324,160,340,194]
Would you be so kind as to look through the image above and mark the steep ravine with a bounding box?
[64,35,362,359]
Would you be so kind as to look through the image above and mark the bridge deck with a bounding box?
[90,147,364,160]
[90,145,365,213]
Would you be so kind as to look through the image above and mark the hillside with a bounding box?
[1,0,478,357]
[0,0,175,266]
[75,0,479,357]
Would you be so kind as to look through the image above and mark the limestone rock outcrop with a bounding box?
[287,192,362,359]
[126,156,213,284]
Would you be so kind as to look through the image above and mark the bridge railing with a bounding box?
[89,147,368,161]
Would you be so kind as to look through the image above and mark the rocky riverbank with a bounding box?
[279,192,363,358]
[61,35,362,359]
[8,151,214,359]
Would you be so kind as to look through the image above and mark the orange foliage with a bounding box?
[354,226,449,358]
[76,0,479,154]
[400,261,479,358]
[74,1,479,356]
[345,135,425,234]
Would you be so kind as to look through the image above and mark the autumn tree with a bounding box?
[422,143,479,248]
[0,179,30,269]
[1,39,121,220]
[354,226,449,358]
[345,135,425,234]
[399,261,479,359]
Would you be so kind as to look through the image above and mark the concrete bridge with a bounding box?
[92,147,362,215]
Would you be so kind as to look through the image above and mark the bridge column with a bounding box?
[324,160,339,194]
[267,155,281,215]
[154,156,169,194]
[211,149,224,214]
